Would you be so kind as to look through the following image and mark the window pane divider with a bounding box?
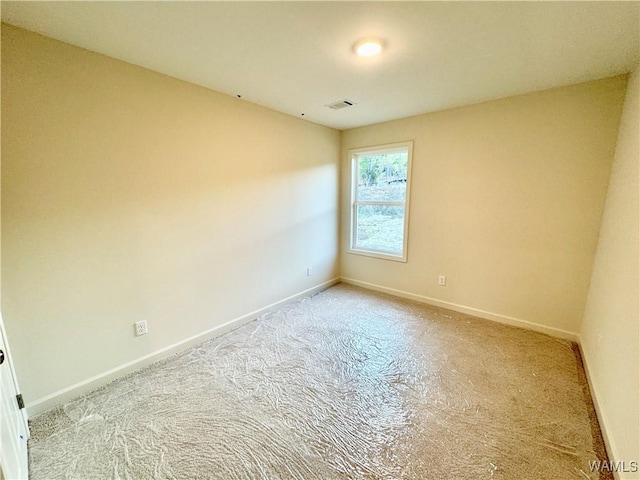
[354,201,405,206]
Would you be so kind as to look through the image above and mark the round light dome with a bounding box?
[354,39,384,57]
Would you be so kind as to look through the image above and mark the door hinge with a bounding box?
[16,394,25,410]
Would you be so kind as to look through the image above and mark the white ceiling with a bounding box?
[2,1,638,130]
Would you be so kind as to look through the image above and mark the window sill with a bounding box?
[346,248,407,263]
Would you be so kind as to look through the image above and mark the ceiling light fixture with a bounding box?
[353,39,384,57]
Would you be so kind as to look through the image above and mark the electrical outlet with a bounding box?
[135,320,148,337]
[307,266,313,276]
[438,275,446,286]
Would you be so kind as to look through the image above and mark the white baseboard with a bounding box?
[26,278,340,417]
[340,277,579,341]
[27,276,579,416]
[577,338,621,480]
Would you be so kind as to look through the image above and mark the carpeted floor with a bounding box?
[29,284,608,479]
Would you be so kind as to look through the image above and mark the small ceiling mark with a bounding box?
[236,94,242,98]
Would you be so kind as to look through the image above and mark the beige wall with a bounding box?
[580,68,639,477]
[341,76,627,336]
[1,25,340,408]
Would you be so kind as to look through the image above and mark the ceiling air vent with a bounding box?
[325,99,356,110]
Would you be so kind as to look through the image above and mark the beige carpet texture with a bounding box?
[28,284,608,479]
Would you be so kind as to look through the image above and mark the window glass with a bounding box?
[354,205,405,254]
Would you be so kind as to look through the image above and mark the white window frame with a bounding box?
[348,141,413,262]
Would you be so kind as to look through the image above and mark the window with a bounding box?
[348,141,413,262]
